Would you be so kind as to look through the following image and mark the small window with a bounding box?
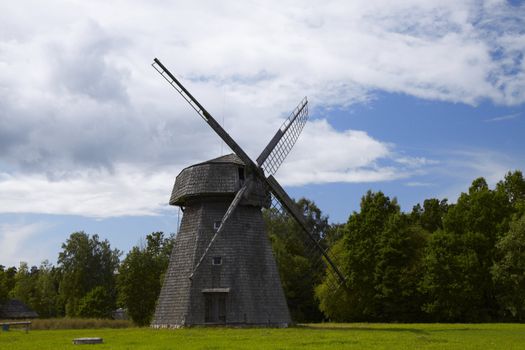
[213,221,221,231]
[238,167,245,181]
[212,257,222,265]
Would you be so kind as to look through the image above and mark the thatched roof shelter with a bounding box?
[0,299,38,319]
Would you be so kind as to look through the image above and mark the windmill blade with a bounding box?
[189,182,249,279]
[267,194,344,294]
[265,175,347,287]
[152,58,257,170]
[256,97,308,175]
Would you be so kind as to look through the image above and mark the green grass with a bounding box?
[1,323,524,349]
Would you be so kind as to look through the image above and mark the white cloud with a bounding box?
[451,150,514,186]
[0,222,52,267]
[276,119,431,186]
[433,148,523,204]
[0,164,177,218]
[405,181,436,187]
[485,112,521,122]
[0,0,524,217]
[395,156,440,167]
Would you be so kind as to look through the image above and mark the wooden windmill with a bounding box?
[151,58,345,327]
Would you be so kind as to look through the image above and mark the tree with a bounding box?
[32,260,61,318]
[497,170,525,216]
[444,178,510,240]
[117,232,174,326]
[411,198,448,233]
[492,213,525,321]
[421,177,513,321]
[0,267,8,303]
[58,232,121,317]
[4,266,17,294]
[265,198,330,322]
[420,230,486,321]
[315,236,350,321]
[10,262,38,307]
[77,286,114,318]
[317,191,401,321]
[374,213,428,321]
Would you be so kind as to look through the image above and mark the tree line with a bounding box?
[0,232,173,326]
[315,171,525,323]
[1,171,524,324]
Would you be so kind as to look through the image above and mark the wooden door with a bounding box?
[204,293,227,323]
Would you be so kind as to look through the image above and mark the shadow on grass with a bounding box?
[297,324,486,335]
[295,324,431,335]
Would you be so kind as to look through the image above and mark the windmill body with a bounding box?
[152,154,290,327]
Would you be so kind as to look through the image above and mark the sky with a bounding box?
[1,0,524,267]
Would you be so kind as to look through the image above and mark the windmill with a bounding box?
[151,58,346,327]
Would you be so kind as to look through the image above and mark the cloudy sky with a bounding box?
[1,0,524,267]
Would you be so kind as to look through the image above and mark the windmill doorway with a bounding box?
[203,289,229,323]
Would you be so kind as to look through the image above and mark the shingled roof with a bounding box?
[196,153,244,166]
[0,299,38,319]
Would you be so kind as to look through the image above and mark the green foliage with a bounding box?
[3,266,17,293]
[420,177,514,322]
[315,238,350,321]
[10,262,37,306]
[444,177,511,241]
[496,170,525,209]
[374,213,428,321]
[265,198,329,322]
[0,265,20,308]
[58,231,121,317]
[31,260,61,318]
[492,213,525,320]
[318,191,424,321]
[8,261,61,318]
[344,191,401,320]
[411,198,448,232]
[77,286,115,318]
[420,230,482,321]
[117,232,174,326]
[0,267,8,303]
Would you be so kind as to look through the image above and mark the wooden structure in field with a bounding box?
[153,154,289,326]
[150,58,346,327]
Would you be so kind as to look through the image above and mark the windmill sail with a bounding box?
[265,180,346,293]
[256,97,308,175]
[152,58,253,166]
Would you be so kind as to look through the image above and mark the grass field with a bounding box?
[1,323,524,349]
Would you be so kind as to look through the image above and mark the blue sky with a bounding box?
[291,92,525,221]
[1,1,524,267]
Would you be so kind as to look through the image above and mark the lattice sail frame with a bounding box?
[258,97,308,176]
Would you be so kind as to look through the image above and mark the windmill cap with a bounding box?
[169,153,269,207]
[170,153,268,207]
